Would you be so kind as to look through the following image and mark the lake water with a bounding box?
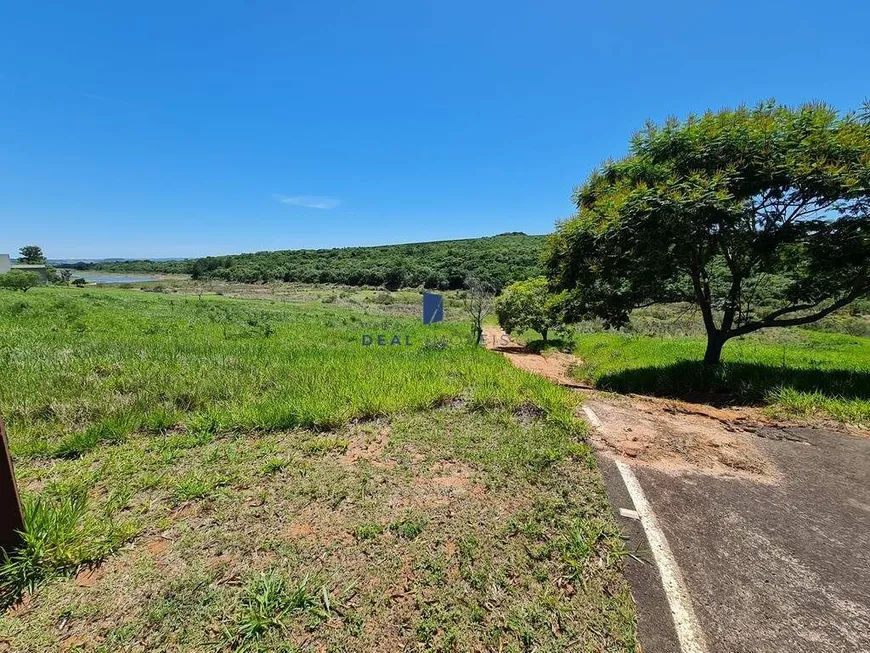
[73,271,162,284]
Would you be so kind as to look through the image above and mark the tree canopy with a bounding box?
[60,234,546,290]
[495,277,564,342]
[546,102,870,363]
[18,245,45,264]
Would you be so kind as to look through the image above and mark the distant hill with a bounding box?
[49,257,186,265]
[59,233,548,290]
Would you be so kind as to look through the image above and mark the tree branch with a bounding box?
[689,260,716,335]
[760,303,818,322]
[731,289,868,337]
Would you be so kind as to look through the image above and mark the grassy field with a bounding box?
[0,287,636,651]
[567,329,870,427]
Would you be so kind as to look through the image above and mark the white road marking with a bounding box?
[616,460,708,653]
[582,404,707,653]
[619,507,640,520]
[581,405,602,429]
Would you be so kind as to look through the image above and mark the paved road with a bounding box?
[596,423,870,653]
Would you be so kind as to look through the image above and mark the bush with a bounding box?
[0,271,40,293]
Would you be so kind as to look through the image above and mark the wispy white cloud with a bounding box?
[80,92,113,102]
[274,194,340,210]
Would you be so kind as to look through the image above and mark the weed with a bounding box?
[560,518,611,580]
[352,523,384,541]
[0,491,136,608]
[261,457,288,475]
[300,436,349,456]
[172,472,217,503]
[224,570,329,651]
[390,516,427,540]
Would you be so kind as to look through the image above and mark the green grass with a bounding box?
[0,287,576,460]
[0,490,136,607]
[568,330,870,426]
[0,286,636,651]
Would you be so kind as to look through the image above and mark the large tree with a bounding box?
[18,245,45,264]
[546,102,870,364]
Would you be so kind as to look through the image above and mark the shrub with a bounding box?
[0,271,40,293]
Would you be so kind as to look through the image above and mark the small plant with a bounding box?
[224,570,330,651]
[390,516,427,540]
[560,518,614,580]
[352,523,383,541]
[0,491,136,608]
[300,436,349,456]
[422,337,450,351]
[7,300,30,315]
[143,408,180,434]
[233,571,293,644]
[172,472,216,503]
[369,292,395,305]
[457,534,479,561]
[261,457,288,475]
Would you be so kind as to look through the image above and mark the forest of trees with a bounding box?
[60,233,546,290]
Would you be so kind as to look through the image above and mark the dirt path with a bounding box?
[482,325,769,479]
[481,325,584,388]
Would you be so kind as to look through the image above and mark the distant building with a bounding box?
[0,254,50,280]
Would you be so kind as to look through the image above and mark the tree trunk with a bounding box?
[541,328,548,343]
[703,330,727,365]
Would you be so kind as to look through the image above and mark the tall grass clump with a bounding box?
[0,490,136,607]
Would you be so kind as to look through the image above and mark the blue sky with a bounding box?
[1,1,867,259]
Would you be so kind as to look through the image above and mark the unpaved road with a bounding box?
[484,327,870,652]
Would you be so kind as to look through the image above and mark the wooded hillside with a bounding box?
[63,233,547,289]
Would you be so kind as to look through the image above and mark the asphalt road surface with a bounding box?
[596,422,870,653]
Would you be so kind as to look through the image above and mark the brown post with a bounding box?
[0,417,25,554]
